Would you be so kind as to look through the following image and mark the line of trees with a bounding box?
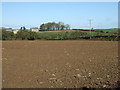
[1,29,37,40]
[1,29,119,41]
[40,22,70,31]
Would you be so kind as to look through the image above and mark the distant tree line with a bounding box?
[1,22,119,41]
[1,28,119,41]
[40,22,70,31]
[1,29,37,40]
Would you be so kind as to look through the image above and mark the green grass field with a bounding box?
[1,28,119,40]
[38,28,118,36]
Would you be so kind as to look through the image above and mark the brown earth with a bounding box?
[2,40,118,88]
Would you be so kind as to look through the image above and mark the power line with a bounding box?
[89,19,93,39]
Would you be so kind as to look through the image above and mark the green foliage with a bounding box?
[2,29,14,40]
[69,31,87,39]
[20,26,26,30]
[36,30,88,40]
[27,31,37,40]
[40,22,70,31]
[16,30,37,40]
[1,28,119,41]
[16,30,27,40]
[0,30,2,40]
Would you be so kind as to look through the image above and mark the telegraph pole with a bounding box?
[89,19,92,39]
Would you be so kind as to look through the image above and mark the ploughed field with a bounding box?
[2,40,118,88]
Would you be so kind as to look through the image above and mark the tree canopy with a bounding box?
[40,22,70,31]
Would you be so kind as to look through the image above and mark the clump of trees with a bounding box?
[20,26,26,30]
[2,29,37,40]
[1,23,119,41]
[16,30,37,40]
[40,22,70,31]
[2,29,14,40]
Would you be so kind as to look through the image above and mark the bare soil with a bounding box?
[2,40,118,88]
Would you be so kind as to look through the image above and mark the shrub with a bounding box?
[2,30,14,40]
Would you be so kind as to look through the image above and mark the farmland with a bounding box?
[1,28,119,41]
[2,40,118,88]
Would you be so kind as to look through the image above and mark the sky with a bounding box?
[2,2,118,29]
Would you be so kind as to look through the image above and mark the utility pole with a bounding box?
[89,19,92,39]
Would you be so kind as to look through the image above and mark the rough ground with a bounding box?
[2,40,118,88]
